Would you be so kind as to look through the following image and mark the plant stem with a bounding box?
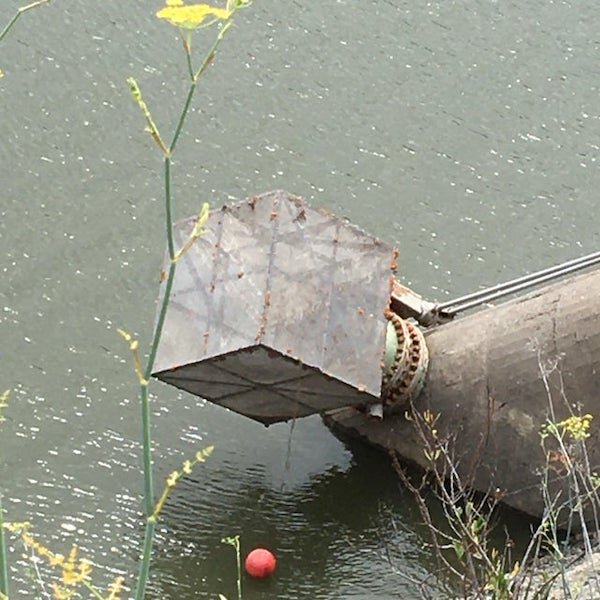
[138,158,177,518]
[134,520,156,600]
[170,20,233,154]
[145,264,176,383]
[182,33,194,81]
[0,0,50,44]
[169,82,197,154]
[80,578,107,600]
[0,495,8,598]
[164,158,175,260]
[131,41,204,600]
[139,383,154,517]
[136,19,231,511]
[132,14,241,599]
[235,540,242,600]
[129,105,177,600]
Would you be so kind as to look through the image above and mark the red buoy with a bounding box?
[244,548,277,579]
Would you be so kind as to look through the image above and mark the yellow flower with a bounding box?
[167,470,179,487]
[61,545,92,586]
[559,414,593,442]
[196,445,214,462]
[49,553,65,567]
[106,576,125,600]
[156,3,231,29]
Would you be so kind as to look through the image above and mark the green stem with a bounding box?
[138,225,175,518]
[144,260,176,383]
[0,13,20,44]
[169,82,196,154]
[0,495,8,598]
[0,0,50,44]
[139,383,153,518]
[170,20,233,154]
[183,34,194,81]
[164,158,175,260]
[139,214,176,518]
[138,153,176,524]
[195,21,232,82]
[132,13,241,599]
[143,158,176,381]
[80,578,106,600]
[134,520,156,600]
[133,108,177,600]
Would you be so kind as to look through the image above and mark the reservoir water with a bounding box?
[1,0,598,597]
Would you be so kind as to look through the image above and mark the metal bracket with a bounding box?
[390,281,454,327]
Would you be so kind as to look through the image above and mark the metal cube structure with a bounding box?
[152,190,397,425]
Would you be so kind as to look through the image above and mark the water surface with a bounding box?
[1,0,598,597]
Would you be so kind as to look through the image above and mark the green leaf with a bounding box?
[453,541,465,560]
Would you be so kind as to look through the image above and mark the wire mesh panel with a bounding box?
[153,190,397,425]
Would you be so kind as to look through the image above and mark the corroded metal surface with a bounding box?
[152,190,397,425]
[381,310,429,412]
[325,268,600,520]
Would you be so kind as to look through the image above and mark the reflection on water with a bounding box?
[1,0,599,597]
[148,431,442,600]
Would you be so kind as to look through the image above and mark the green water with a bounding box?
[1,0,598,598]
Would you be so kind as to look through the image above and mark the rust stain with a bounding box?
[386,287,396,315]
[256,291,272,342]
[386,275,396,309]
[270,210,278,221]
[159,270,167,283]
[547,450,569,475]
[248,196,258,209]
[293,206,306,222]
[317,206,336,219]
[493,488,506,502]
[357,307,365,316]
[392,278,412,297]
[390,248,399,273]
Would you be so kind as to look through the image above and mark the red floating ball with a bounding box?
[244,547,277,579]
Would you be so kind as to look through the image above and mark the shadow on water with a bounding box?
[146,431,448,600]
[138,402,542,600]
